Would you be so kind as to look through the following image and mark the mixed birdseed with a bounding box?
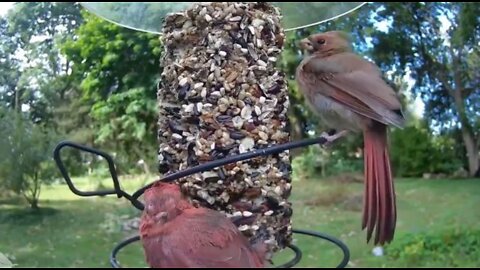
[157,2,291,259]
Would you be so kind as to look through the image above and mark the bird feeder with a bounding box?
[54,2,366,267]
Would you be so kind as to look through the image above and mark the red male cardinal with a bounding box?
[296,31,405,245]
[139,181,266,268]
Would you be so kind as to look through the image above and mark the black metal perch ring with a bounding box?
[53,136,350,268]
[109,229,350,268]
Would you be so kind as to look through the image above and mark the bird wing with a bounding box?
[141,208,263,268]
[300,54,405,128]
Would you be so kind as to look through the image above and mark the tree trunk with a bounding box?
[461,129,479,177]
[30,199,39,210]
[452,85,479,176]
[14,88,20,113]
[450,48,479,177]
[26,172,41,210]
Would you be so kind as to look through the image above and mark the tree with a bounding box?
[0,17,22,112]
[1,2,84,125]
[280,2,479,177]
[390,122,463,177]
[369,2,479,176]
[1,2,91,183]
[0,109,59,209]
[61,12,162,173]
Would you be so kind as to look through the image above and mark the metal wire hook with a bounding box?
[53,135,350,268]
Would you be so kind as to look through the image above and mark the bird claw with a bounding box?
[320,130,349,148]
[320,132,333,149]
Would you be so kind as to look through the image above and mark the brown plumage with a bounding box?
[139,182,266,268]
[295,31,405,245]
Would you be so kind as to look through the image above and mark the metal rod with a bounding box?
[292,229,350,268]
[53,141,122,198]
[130,136,327,207]
[54,136,350,268]
[110,235,141,268]
[53,136,328,211]
[276,244,302,268]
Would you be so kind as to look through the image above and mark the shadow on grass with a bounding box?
[0,196,25,206]
[0,207,60,225]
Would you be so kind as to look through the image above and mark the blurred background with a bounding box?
[0,2,479,268]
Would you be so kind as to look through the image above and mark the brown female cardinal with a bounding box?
[139,181,266,268]
[295,31,405,245]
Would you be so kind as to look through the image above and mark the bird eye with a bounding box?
[146,203,155,215]
[317,39,326,45]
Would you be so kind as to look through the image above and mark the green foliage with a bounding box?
[283,2,478,177]
[1,3,83,123]
[0,17,22,111]
[1,2,478,179]
[386,229,480,267]
[390,124,464,177]
[372,3,478,130]
[0,3,92,191]
[2,3,163,180]
[369,2,479,175]
[292,145,325,178]
[390,126,433,177]
[295,122,462,179]
[62,11,162,101]
[61,12,162,172]
[430,134,465,175]
[90,87,156,150]
[0,110,59,209]
[293,139,363,179]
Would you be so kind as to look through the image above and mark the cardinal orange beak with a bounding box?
[299,37,314,53]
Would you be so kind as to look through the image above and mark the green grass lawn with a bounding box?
[1,175,479,268]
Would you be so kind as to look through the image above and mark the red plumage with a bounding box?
[139,182,266,268]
